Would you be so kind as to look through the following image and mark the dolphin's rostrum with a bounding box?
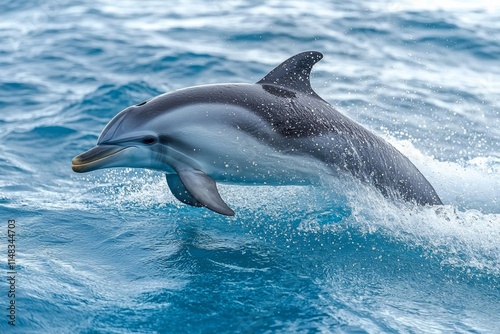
[72,51,442,215]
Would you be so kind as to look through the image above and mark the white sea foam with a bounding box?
[88,142,500,277]
[389,137,500,214]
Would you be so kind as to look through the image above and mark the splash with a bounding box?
[389,137,500,213]
[84,149,500,279]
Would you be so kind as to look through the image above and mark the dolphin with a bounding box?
[72,51,442,216]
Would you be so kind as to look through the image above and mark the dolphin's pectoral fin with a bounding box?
[166,173,204,207]
[257,51,323,99]
[172,168,235,216]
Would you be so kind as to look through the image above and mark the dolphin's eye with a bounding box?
[141,136,157,145]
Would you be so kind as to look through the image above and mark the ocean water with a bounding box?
[1,0,499,332]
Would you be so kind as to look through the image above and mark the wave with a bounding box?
[391,138,500,213]
[68,133,499,282]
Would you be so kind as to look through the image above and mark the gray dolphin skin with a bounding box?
[72,51,442,216]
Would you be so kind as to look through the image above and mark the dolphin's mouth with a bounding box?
[72,145,130,173]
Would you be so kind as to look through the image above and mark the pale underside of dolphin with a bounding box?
[72,51,442,216]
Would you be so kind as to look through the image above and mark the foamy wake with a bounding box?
[70,137,500,277]
[390,138,500,214]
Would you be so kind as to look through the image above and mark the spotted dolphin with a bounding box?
[72,51,442,215]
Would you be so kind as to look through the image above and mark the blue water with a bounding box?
[1,0,499,332]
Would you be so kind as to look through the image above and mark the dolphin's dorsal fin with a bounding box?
[257,51,323,98]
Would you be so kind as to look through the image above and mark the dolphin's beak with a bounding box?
[72,145,129,173]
